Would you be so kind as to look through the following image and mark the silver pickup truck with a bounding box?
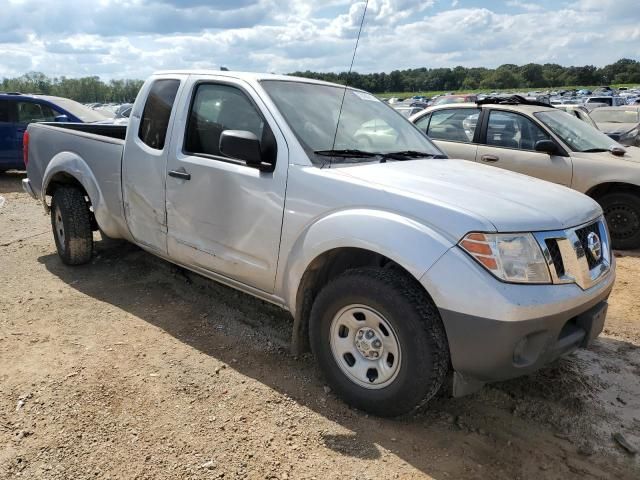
[23,71,615,416]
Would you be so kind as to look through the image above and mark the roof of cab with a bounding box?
[152,70,346,89]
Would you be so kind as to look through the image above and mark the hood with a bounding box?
[596,122,638,134]
[571,145,640,164]
[337,159,601,233]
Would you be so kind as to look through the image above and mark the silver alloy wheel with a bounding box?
[329,304,402,389]
[54,205,65,252]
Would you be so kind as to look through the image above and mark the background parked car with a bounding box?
[114,103,133,119]
[554,104,599,129]
[589,106,640,146]
[0,93,108,172]
[431,94,478,106]
[584,96,626,110]
[392,105,424,118]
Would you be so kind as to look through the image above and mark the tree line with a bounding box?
[2,59,639,102]
[293,58,640,93]
[0,72,144,103]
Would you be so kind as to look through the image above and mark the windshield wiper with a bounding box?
[380,150,445,159]
[314,149,378,158]
[376,151,446,162]
[579,148,608,153]
[313,149,445,164]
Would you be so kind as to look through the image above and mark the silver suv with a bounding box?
[411,98,640,249]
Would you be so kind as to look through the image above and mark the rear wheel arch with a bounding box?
[45,172,98,231]
[45,171,86,197]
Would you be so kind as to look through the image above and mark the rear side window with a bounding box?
[138,79,180,150]
[17,102,58,123]
[426,108,479,143]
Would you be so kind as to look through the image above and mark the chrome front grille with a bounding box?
[534,218,612,290]
[544,238,565,277]
[575,222,603,270]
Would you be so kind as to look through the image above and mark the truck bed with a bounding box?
[26,122,130,240]
[40,122,127,140]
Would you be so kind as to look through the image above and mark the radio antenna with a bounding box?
[328,0,369,163]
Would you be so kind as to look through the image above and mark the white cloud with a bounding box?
[505,1,543,12]
[0,0,638,80]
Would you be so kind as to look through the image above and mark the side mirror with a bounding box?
[534,139,557,155]
[219,130,269,170]
[54,114,70,123]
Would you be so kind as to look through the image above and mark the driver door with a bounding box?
[165,78,288,293]
[476,109,572,186]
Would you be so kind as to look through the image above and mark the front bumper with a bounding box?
[421,246,615,396]
[22,178,37,199]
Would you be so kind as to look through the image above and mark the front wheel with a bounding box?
[51,187,94,265]
[309,267,450,417]
[599,192,640,250]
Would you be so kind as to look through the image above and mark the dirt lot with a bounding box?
[1,171,639,479]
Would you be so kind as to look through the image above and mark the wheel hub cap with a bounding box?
[354,327,384,359]
[329,305,402,389]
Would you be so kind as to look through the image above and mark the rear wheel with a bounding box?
[599,192,640,250]
[51,187,94,265]
[309,267,450,417]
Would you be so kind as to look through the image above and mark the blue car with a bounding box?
[0,93,108,171]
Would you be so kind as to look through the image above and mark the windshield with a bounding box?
[261,80,442,165]
[44,97,110,123]
[589,109,640,124]
[534,110,620,152]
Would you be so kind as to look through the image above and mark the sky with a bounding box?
[0,0,639,79]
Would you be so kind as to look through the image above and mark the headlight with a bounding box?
[459,232,551,284]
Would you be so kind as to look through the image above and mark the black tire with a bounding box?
[599,192,640,250]
[309,267,450,417]
[51,187,94,265]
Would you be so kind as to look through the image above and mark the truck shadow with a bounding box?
[37,239,639,479]
[0,170,26,194]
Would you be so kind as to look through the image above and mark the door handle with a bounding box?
[481,155,499,163]
[168,169,191,180]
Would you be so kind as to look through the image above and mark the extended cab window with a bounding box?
[184,83,267,159]
[426,108,479,143]
[17,102,58,123]
[138,79,180,150]
[486,110,549,150]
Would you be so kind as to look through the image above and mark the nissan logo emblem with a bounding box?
[587,232,602,261]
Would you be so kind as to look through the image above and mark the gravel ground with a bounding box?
[1,170,639,479]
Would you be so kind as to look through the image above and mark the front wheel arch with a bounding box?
[309,266,451,416]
